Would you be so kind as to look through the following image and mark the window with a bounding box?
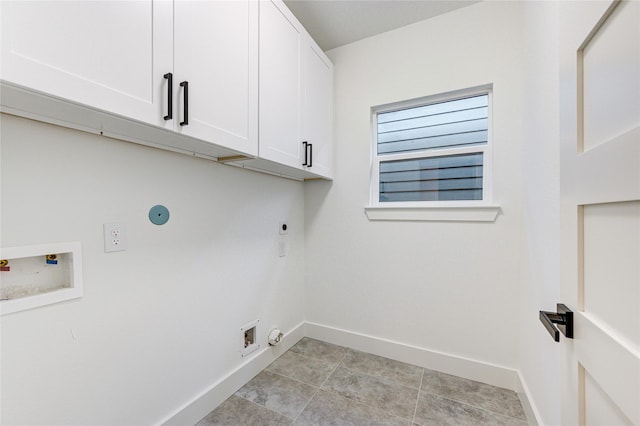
[371,88,493,209]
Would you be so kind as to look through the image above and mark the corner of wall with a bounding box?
[305,322,519,392]
[516,370,544,426]
[160,322,306,426]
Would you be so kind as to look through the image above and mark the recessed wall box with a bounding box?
[0,242,83,315]
[240,319,260,357]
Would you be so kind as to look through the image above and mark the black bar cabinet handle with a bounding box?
[180,81,189,126]
[308,143,313,167]
[163,73,173,121]
[539,303,573,342]
[302,141,308,166]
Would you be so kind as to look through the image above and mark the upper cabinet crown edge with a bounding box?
[0,0,333,181]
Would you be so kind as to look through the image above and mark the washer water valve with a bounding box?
[268,328,284,346]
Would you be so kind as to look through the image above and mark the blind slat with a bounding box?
[379,153,483,202]
[380,152,483,173]
[378,118,488,146]
[378,95,488,124]
[380,177,483,193]
[377,94,488,156]
[380,189,482,202]
[378,130,487,155]
[378,106,488,134]
[380,165,483,183]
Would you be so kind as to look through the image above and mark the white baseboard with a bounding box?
[160,321,538,425]
[159,321,305,426]
[516,371,543,426]
[304,322,519,391]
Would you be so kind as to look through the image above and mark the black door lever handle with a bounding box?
[540,304,573,342]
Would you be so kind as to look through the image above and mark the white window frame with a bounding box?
[366,85,500,222]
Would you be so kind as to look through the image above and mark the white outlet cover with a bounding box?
[104,223,127,253]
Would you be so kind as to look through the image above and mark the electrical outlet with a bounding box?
[104,223,127,253]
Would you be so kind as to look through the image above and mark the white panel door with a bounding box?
[173,0,258,156]
[303,41,333,179]
[258,0,304,169]
[559,1,640,425]
[0,0,173,128]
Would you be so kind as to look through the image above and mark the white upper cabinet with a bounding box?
[1,0,258,157]
[0,0,173,128]
[258,0,333,179]
[303,42,334,179]
[1,0,330,179]
[173,0,258,156]
[258,0,304,169]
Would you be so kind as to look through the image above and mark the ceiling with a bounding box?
[283,0,480,51]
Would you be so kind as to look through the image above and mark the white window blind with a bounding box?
[379,152,483,202]
[377,95,488,155]
[372,91,491,205]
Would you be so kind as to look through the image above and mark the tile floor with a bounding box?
[196,338,528,425]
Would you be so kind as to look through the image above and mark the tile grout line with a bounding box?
[336,364,422,391]
[319,382,417,423]
[320,350,348,388]
[290,388,320,425]
[422,371,526,421]
[233,340,349,426]
[412,368,425,425]
[289,349,349,425]
[227,393,294,424]
[206,338,525,425]
[342,349,425,389]
[266,350,340,387]
[264,368,323,389]
[284,347,343,364]
[319,350,419,423]
[265,342,350,388]
[206,339,525,425]
[295,342,422,391]
[332,359,425,419]
[419,389,528,423]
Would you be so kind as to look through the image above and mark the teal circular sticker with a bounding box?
[149,205,170,225]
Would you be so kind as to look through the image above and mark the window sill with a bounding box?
[364,205,501,222]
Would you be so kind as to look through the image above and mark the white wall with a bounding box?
[519,2,562,424]
[0,114,306,425]
[1,2,569,424]
[305,1,526,373]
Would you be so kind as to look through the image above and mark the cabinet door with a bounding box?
[0,1,173,128]
[258,0,304,169]
[303,41,333,179]
[173,0,258,156]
